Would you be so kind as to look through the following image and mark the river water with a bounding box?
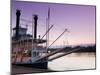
[48,52,96,71]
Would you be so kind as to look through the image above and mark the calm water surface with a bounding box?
[48,52,96,71]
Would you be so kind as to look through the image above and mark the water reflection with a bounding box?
[48,52,96,71]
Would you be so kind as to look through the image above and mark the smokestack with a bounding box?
[34,15,38,40]
[15,9,21,40]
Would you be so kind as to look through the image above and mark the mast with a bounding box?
[46,8,50,48]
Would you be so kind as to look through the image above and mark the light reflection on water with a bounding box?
[48,52,96,71]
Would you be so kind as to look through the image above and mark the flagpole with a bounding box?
[47,8,50,48]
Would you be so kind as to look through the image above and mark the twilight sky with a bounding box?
[11,0,96,46]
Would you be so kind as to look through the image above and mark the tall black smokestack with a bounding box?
[15,10,21,40]
[34,15,38,40]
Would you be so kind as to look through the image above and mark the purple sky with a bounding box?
[11,0,96,46]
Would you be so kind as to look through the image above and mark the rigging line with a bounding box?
[20,18,32,23]
[20,23,32,26]
[41,25,53,39]
[47,28,68,49]
[46,18,48,49]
